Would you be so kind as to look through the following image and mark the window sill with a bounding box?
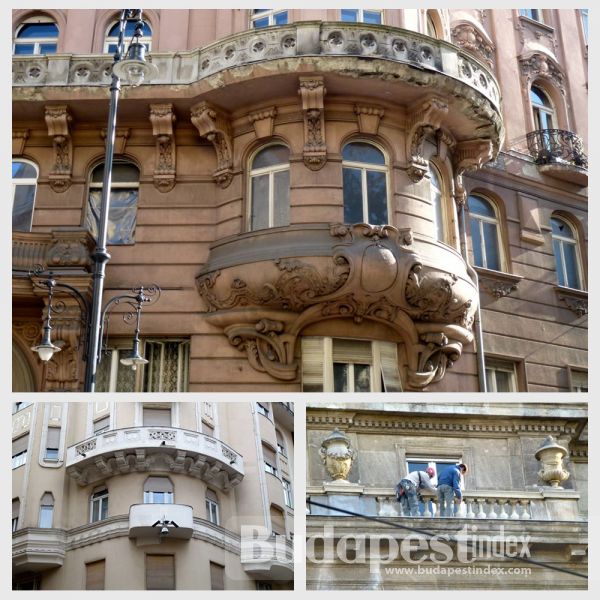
[554,286,588,317]
[518,15,555,35]
[474,267,523,299]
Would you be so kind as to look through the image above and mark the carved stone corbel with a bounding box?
[451,22,495,68]
[354,105,385,135]
[190,101,233,188]
[100,127,131,155]
[44,105,73,192]
[248,106,277,139]
[407,331,463,388]
[13,129,29,155]
[452,139,494,205]
[149,103,177,193]
[299,77,327,170]
[405,98,448,182]
[519,52,565,93]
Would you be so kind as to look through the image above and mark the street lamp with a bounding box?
[30,9,159,392]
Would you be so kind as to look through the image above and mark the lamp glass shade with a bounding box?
[31,342,61,362]
[112,43,159,86]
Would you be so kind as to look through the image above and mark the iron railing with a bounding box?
[526,129,588,169]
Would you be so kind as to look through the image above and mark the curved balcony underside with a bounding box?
[196,223,478,389]
[241,535,294,581]
[65,427,244,490]
[13,22,503,152]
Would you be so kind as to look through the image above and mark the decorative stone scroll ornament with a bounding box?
[13,129,29,155]
[149,103,177,192]
[355,105,385,135]
[298,77,327,170]
[319,429,355,482]
[190,101,233,188]
[452,139,494,205]
[451,22,495,68]
[535,436,570,488]
[555,288,588,317]
[405,97,448,182]
[519,52,565,92]
[196,223,479,388]
[44,105,73,192]
[248,106,277,139]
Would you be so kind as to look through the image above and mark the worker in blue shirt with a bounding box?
[436,463,467,517]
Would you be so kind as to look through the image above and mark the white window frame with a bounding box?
[468,195,503,271]
[103,19,152,54]
[13,401,33,414]
[250,9,288,28]
[530,85,555,131]
[570,369,588,393]
[264,460,279,477]
[342,141,390,225]
[429,163,446,243]
[38,504,54,528]
[257,403,270,418]
[551,216,584,290]
[143,490,174,504]
[12,451,27,470]
[519,9,544,23]
[143,339,190,392]
[12,159,38,232]
[13,17,58,55]
[485,358,518,392]
[341,9,383,24]
[282,478,293,508]
[205,497,220,526]
[90,489,109,523]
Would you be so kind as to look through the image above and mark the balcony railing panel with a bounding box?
[526,129,588,169]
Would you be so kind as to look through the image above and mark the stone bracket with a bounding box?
[354,104,384,135]
[554,287,588,317]
[406,97,448,182]
[44,105,73,193]
[149,103,177,193]
[190,101,233,188]
[476,267,523,299]
[299,76,327,171]
[452,139,494,205]
[13,128,29,156]
[248,106,278,139]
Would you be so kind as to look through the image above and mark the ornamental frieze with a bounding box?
[196,224,479,388]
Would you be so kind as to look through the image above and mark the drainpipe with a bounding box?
[458,202,487,392]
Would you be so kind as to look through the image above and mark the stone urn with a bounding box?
[535,436,570,487]
[319,428,355,482]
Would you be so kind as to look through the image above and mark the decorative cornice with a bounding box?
[299,77,327,171]
[555,287,588,317]
[149,103,177,192]
[44,105,72,192]
[475,267,523,299]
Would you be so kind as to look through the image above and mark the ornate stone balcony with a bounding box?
[241,533,294,580]
[65,427,244,490]
[196,223,479,389]
[12,528,66,573]
[526,129,588,186]
[128,503,194,540]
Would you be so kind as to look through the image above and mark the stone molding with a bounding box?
[12,128,29,155]
[190,101,233,188]
[101,127,130,155]
[299,77,327,170]
[44,105,73,192]
[354,104,385,135]
[519,51,565,92]
[248,106,278,139]
[554,286,588,317]
[475,267,523,298]
[149,103,177,192]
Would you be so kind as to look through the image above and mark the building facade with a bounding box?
[306,402,588,589]
[12,401,294,590]
[12,9,587,392]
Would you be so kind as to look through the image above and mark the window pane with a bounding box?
[13,161,37,178]
[14,44,35,54]
[341,9,358,22]
[342,142,385,165]
[366,170,388,224]
[273,169,290,227]
[551,218,574,238]
[482,222,500,270]
[343,167,363,223]
[18,22,59,38]
[253,17,269,28]
[116,350,137,392]
[274,11,288,25]
[552,239,566,287]
[95,352,112,392]
[364,11,382,24]
[353,364,371,392]
[562,243,581,289]
[12,184,36,231]
[108,20,151,37]
[86,189,138,245]
[251,174,270,230]
[468,195,495,217]
[470,218,484,267]
[494,369,513,392]
[39,43,57,54]
[162,342,180,393]
[39,506,53,528]
[253,145,289,169]
[333,363,349,392]
[407,461,429,473]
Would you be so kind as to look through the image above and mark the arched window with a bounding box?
[143,477,174,504]
[249,144,290,231]
[85,161,139,245]
[38,492,54,528]
[530,85,555,131]
[468,194,502,271]
[14,17,58,55]
[12,160,38,232]
[205,489,220,525]
[90,487,109,523]
[104,18,152,54]
[426,11,441,38]
[551,216,583,290]
[342,142,389,225]
[429,163,445,242]
[251,9,288,28]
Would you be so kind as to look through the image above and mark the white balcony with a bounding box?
[12,529,66,573]
[241,534,294,581]
[128,504,194,540]
[66,427,244,490]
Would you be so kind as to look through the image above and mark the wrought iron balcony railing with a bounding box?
[526,129,588,170]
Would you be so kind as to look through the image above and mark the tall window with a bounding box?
[342,142,388,225]
[12,434,29,469]
[86,560,106,590]
[530,85,555,131]
[551,216,583,290]
[205,489,220,525]
[257,402,271,419]
[12,499,20,532]
[251,9,288,28]
[85,162,139,245]
[519,9,543,23]
[263,444,279,477]
[143,405,172,426]
[143,477,174,504]
[96,339,190,392]
[429,163,445,242]
[468,194,502,271]
[13,18,58,55]
[283,479,293,508]
[341,9,382,24]
[104,18,152,54]
[12,160,38,232]
[45,427,61,460]
[210,562,225,591]
[93,416,110,434]
[90,488,109,523]
[302,337,402,392]
[276,430,287,457]
[270,505,286,536]
[570,370,588,393]
[38,492,54,528]
[580,9,589,42]
[146,555,175,590]
[407,458,462,515]
[485,358,517,392]
[249,144,290,231]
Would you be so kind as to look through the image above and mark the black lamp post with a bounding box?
[30,9,159,392]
